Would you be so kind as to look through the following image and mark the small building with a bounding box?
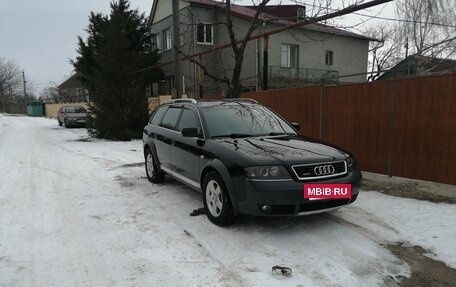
[26,100,44,117]
[377,55,456,81]
[58,73,89,103]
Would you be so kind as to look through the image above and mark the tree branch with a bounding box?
[176,49,230,84]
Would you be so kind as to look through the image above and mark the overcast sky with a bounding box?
[0,0,394,96]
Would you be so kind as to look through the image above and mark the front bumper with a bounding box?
[236,170,362,216]
[66,119,87,127]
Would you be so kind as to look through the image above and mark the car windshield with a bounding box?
[202,103,297,138]
[66,106,86,113]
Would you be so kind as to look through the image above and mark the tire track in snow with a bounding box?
[124,178,251,287]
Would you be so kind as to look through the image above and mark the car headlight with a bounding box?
[346,157,355,167]
[245,166,291,179]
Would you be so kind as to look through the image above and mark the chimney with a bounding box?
[297,6,306,22]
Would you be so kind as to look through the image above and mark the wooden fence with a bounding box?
[243,74,456,185]
[44,102,87,119]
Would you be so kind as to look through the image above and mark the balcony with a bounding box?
[268,66,339,88]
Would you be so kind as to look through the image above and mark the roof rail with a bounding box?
[224,98,258,104]
[172,98,197,104]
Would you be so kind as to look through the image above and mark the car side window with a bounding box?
[177,108,201,134]
[160,107,182,130]
[150,106,167,125]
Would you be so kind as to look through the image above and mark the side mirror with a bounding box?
[290,122,300,131]
[181,127,199,137]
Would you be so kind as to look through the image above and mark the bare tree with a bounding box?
[217,1,377,96]
[0,58,22,113]
[39,85,60,104]
[224,0,271,98]
[396,0,456,58]
[365,23,403,81]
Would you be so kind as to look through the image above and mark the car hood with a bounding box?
[214,135,347,166]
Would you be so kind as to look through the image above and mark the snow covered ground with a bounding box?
[1,115,455,287]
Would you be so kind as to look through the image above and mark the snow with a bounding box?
[335,192,456,269]
[0,115,454,286]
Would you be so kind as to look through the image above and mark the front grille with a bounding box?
[292,161,347,181]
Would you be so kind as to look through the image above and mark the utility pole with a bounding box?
[405,37,409,58]
[22,71,27,103]
[22,71,28,114]
[262,36,269,91]
[172,0,182,98]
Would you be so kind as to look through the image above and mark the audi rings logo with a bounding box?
[314,165,335,176]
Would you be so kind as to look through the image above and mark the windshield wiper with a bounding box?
[211,133,253,139]
[267,132,288,136]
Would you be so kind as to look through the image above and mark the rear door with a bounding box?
[154,105,183,169]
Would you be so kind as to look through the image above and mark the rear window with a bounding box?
[150,106,167,125]
[160,107,182,130]
[66,106,86,113]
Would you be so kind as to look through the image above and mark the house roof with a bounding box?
[377,55,456,81]
[58,73,83,90]
[186,0,376,41]
[247,4,306,21]
[188,0,264,21]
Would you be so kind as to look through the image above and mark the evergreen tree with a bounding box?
[73,0,160,140]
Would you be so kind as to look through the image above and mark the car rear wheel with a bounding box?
[145,148,164,183]
[203,171,237,226]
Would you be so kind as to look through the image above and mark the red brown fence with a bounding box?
[242,74,456,185]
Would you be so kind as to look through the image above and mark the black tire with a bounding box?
[145,148,164,183]
[58,119,62,126]
[202,171,238,226]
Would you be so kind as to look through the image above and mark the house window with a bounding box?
[163,28,172,51]
[281,44,298,68]
[196,23,213,45]
[151,34,161,51]
[325,50,334,65]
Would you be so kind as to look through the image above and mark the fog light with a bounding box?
[261,205,271,211]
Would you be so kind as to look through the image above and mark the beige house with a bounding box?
[148,0,376,97]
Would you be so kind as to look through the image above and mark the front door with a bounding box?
[170,106,203,185]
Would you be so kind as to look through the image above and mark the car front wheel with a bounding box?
[145,148,164,183]
[203,171,237,226]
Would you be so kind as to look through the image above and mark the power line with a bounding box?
[299,1,456,28]
[352,12,456,28]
